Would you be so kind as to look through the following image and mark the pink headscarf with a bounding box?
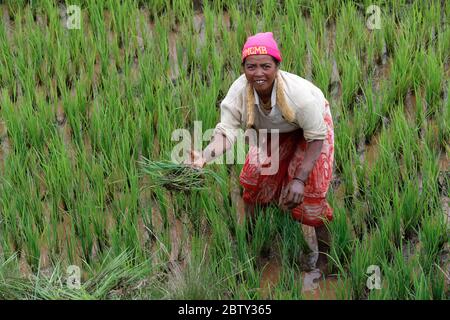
[241,32,282,62]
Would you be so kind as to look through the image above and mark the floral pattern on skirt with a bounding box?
[239,100,334,227]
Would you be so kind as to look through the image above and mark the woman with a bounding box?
[188,32,334,274]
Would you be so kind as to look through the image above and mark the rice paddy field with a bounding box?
[0,0,448,300]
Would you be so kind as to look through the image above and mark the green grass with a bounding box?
[0,0,448,300]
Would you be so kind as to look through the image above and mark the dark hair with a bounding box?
[242,56,280,67]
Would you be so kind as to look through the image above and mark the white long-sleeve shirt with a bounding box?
[214,70,329,146]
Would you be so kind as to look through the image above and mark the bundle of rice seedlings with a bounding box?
[138,157,224,192]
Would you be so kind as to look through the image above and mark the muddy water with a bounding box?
[259,255,282,298]
[372,52,391,92]
[259,256,339,300]
[301,270,339,300]
[259,223,338,300]
[363,133,381,169]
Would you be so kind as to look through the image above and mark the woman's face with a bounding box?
[243,55,278,96]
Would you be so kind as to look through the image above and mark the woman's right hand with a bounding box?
[185,150,206,169]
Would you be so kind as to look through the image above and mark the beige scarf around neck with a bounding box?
[245,72,296,129]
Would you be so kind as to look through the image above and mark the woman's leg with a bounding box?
[244,202,256,225]
[315,224,331,274]
[285,101,334,273]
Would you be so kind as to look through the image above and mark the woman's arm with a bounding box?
[281,139,324,210]
[203,133,232,163]
[294,139,323,182]
[188,133,232,168]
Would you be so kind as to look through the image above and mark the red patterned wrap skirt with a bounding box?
[239,101,334,227]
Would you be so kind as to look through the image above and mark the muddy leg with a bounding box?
[299,224,319,271]
[315,224,331,275]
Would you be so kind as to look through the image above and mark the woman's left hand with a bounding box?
[279,179,305,210]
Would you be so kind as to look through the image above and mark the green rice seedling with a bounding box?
[337,49,362,109]
[0,166,25,255]
[138,158,224,192]
[74,249,151,299]
[379,248,415,299]
[327,204,354,272]
[430,264,447,300]
[54,250,150,299]
[396,179,423,237]
[348,238,370,299]
[162,235,226,300]
[412,269,432,300]
[0,26,15,94]
[70,194,95,263]
[418,213,447,275]
[21,213,41,273]
[261,0,280,32]
[249,205,278,259]
[310,38,332,95]
[0,0,447,300]
[86,4,110,76]
[228,3,247,47]
[233,262,261,300]
[421,145,442,213]
[380,192,403,248]
[333,276,353,300]
[39,134,75,222]
[205,204,234,264]
[76,151,110,251]
[64,221,79,267]
[435,17,449,67]
[283,0,302,28]
[278,213,309,268]
[310,1,326,45]
[389,32,416,104]
[273,267,302,300]
[333,107,356,172]
[335,2,365,55]
[280,6,308,76]
[341,156,359,208]
[233,214,254,267]
[368,226,394,266]
[419,49,444,118]
[365,22,385,70]
[192,71,222,130]
[0,253,19,284]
